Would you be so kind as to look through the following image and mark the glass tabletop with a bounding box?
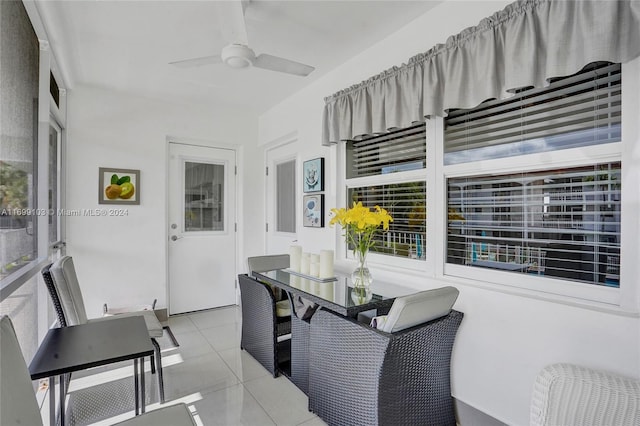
[255,269,395,317]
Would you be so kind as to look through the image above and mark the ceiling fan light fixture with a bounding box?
[221,44,255,69]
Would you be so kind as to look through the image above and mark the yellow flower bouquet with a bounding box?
[330,202,393,302]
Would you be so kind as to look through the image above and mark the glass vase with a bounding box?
[351,249,373,304]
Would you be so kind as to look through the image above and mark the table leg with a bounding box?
[134,358,140,415]
[140,356,146,414]
[49,376,55,426]
[59,374,66,426]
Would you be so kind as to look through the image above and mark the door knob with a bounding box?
[171,235,182,241]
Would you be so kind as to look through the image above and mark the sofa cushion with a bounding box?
[379,286,459,333]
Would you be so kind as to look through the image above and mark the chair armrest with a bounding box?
[531,363,640,426]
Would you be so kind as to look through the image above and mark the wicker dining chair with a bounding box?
[42,256,166,403]
[0,315,195,426]
[308,288,463,426]
[238,273,291,376]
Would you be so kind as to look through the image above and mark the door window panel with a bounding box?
[184,161,224,232]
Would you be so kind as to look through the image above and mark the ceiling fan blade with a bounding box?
[254,54,315,77]
[215,0,249,46]
[169,55,222,68]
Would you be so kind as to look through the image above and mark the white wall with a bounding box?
[257,1,640,424]
[66,85,260,318]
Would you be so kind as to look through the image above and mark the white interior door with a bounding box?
[266,142,298,254]
[168,142,236,314]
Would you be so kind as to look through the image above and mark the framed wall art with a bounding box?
[99,167,140,205]
[303,194,324,228]
[303,157,324,193]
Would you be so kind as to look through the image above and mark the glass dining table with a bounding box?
[254,269,399,318]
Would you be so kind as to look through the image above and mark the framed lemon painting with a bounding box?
[99,168,140,205]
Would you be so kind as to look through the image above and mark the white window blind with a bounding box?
[444,62,621,165]
[347,124,426,178]
[447,162,621,287]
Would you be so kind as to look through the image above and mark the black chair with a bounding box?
[0,315,196,426]
[238,274,291,377]
[309,287,463,426]
[42,256,166,403]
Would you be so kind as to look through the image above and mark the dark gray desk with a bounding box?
[255,269,395,317]
[29,316,155,426]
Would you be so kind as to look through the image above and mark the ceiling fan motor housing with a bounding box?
[221,44,255,68]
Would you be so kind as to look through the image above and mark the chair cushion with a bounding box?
[1,316,44,426]
[114,403,196,425]
[247,254,290,275]
[89,310,163,338]
[50,256,89,325]
[379,286,459,333]
[275,300,291,317]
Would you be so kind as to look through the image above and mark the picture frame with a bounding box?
[98,167,140,205]
[303,157,324,193]
[303,194,324,228]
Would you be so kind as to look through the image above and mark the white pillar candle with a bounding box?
[300,252,311,275]
[301,278,311,292]
[320,282,334,301]
[310,261,320,278]
[289,245,302,272]
[319,249,335,279]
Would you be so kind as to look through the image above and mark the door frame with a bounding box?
[264,135,299,253]
[165,137,241,314]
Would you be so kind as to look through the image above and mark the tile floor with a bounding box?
[60,306,327,426]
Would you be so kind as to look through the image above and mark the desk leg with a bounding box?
[140,356,146,414]
[49,376,55,426]
[134,359,140,415]
[59,374,66,426]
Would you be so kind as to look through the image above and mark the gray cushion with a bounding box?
[379,286,459,333]
[50,256,89,325]
[114,403,196,426]
[247,254,290,275]
[1,316,44,426]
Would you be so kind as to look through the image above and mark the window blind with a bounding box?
[349,182,426,260]
[444,62,621,165]
[347,124,426,178]
[447,162,621,287]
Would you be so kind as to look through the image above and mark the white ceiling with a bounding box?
[37,0,441,114]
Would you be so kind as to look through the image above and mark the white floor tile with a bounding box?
[188,306,239,331]
[218,347,271,383]
[163,329,213,360]
[190,383,276,426]
[162,352,239,400]
[199,322,242,352]
[244,375,316,426]
[166,314,198,334]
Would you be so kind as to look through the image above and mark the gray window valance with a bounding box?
[322,0,640,145]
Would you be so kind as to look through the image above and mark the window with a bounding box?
[0,0,39,281]
[345,124,427,261]
[276,159,296,233]
[444,62,622,292]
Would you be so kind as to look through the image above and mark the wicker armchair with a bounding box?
[309,308,463,426]
[288,295,312,394]
[531,363,640,426]
[238,274,291,377]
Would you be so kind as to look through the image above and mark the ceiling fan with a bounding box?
[169,1,315,77]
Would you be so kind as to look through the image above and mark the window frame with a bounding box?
[434,58,640,309]
[337,123,432,274]
[335,58,639,311]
